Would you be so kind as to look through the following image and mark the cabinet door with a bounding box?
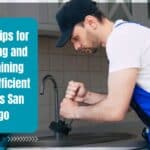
[5,3,39,19]
[38,3,49,24]
[132,2,150,26]
[39,3,59,32]
[99,1,150,26]
[0,4,7,17]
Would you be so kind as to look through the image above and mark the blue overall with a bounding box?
[115,21,150,143]
[131,85,150,143]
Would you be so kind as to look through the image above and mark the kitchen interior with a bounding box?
[0,1,150,149]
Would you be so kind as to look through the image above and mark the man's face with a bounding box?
[70,23,100,54]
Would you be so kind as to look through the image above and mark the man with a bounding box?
[56,0,150,143]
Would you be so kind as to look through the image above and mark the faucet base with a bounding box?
[49,120,72,136]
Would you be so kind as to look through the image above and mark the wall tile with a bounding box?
[50,55,63,71]
[63,72,78,87]
[39,37,49,54]
[76,56,89,71]
[77,72,91,88]
[49,71,64,88]
[90,72,106,88]
[39,105,51,122]
[89,56,102,71]
[39,54,50,71]
[49,37,64,55]
[63,56,77,71]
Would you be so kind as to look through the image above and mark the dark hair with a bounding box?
[78,5,106,26]
[92,9,105,22]
[77,9,105,27]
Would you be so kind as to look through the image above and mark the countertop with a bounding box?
[5,120,150,150]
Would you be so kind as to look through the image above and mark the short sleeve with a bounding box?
[106,29,141,73]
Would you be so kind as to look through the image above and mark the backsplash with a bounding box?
[38,36,140,133]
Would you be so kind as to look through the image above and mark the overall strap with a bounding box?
[114,20,142,29]
[114,21,128,28]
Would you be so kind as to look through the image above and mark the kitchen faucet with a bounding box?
[40,74,72,139]
[40,74,59,123]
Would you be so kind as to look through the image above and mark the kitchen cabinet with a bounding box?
[0,2,149,34]
[38,3,59,32]
[102,3,150,26]
[0,3,59,34]
[0,4,7,16]
[2,3,39,19]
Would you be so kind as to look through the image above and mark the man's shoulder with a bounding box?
[107,21,150,47]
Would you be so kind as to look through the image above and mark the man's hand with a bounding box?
[60,68,138,122]
[59,81,87,119]
[60,98,79,119]
[65,80,87,102]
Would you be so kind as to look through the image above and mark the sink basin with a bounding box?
[8,132,136,147]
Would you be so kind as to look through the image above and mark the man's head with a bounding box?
[56,0,108,54]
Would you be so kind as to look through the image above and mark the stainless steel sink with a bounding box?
[8,132,136,147]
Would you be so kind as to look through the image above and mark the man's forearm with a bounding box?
[75,97,124,122]
[84,91,107,104]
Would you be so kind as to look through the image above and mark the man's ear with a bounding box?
[84,15,97,29]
